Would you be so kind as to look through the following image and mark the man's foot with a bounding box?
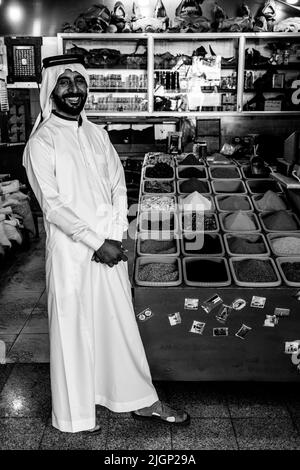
[132,401,190,426]
[83,424,102,435]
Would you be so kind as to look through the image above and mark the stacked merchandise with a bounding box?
[0,177,36,259]
[134,150,300,288]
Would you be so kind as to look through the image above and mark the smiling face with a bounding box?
[51,69,88,118]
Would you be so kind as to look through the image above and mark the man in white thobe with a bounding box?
[23,55,189,433]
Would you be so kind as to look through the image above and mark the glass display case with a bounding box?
[153,34,239,114]
[243,35,300,113]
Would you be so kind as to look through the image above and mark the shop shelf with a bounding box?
[180,212,219,233]
[219,211,261,233]
[252,193,291,212]
[140,195,177,212]
[178,194,215,212]
[276,257,300,287]
[142,180,176,195]
[176,166,208,180]
[143,165,175,181]
[259,212,300,233]
[183,257,231,287]
[177,179,211,195]
[267,232,300,257]
[137,232,180,257]
[181,233,225,257]
[215,194,253,212]
[229,257,282,287]
[135,256,182,287]
[209,165,241,179]
[246,179,282,194]
[224,233,270,257]
[139,211,178,234]
[211,180,247,194]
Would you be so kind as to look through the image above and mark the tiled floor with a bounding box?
[0,226,300,449]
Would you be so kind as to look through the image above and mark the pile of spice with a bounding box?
[218,195,251,211]
[138,262,178,282]
[178,153,200,165]
[184,234,222,255]
[234,259,277,283]
[180,178,209,193]
[224,212,256,231]
[185,259,229,283]
[145,162,174,179]
[143,214,175,231]
[140,239,177,254]
[211,167,240,179]
[179,167,206,178]
[271,236,300,255]
[248,180,280,193]
[144,181,173,193]
[262,211,299,231]
[181,192,211,211]
[281,262,300,283]
[183,213,217,231]
[228,235,266,254]
[255,190,287,211]
[214,181,244,193]
[144,153,175,166]
[141,196,175,211]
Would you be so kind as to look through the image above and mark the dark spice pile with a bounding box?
[138,262,178,282]
[179,154,200,165]
[228,235,266,254]
[180,178,209,193]
[179,167,206,178]
[144,181,173,193]
[184,234,222,254]
[281,262,300,283]
[234,259,277,283]
[145,162,174,178]
[211,167,239,178]
[218,195,251,211]
[144,215,175,231]
[183,213,217,231]
[262,211,299,231]
[185,259,228,283]
[140,239,177,254]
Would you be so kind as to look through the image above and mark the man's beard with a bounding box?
[52,92,87,116]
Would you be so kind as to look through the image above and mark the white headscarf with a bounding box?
[30,62,89,136]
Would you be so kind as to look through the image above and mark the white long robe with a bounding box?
[23,113,158,432]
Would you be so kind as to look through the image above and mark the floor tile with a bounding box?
[0,364,51,419]
[166,382,230,418]
[0,418,46,450]
[172,418,237,450]
[284,384,300,417]
[226,382,290,418]
[0,334,17,354]
[7,333,50,363]
[106,417,172,450]
[7,264,45,290]
[233,417,300,450]
[0,301,37,334]
[0,287,43,304]
[22,310,48,334]
[0,364,14,392]
[40,417,108,450]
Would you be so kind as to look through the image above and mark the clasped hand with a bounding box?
[92,239,128,268]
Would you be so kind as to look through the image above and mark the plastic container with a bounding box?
[219,212,261,233]
[180,211,219,233]
[137,232,180,257]
[259,212,300,233]
[139,211,178,233]
[143,165,175,181]
[209,165,241,180]
[176,166,207,180]
[181,233,225,257]
[135,256,182,287]
[224,233,270,257]
[142,180,176,195]
[276,257,300,286]
[215,194,253,212]
[252,193,290,212]
[177,179,211,195]
[267,232,300,257]
[178,194,215,212]
[211,180,247,194]
[183,257,231,287]
[140,195,177,212]
[229,257,281,287]
[246,179,282,194]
